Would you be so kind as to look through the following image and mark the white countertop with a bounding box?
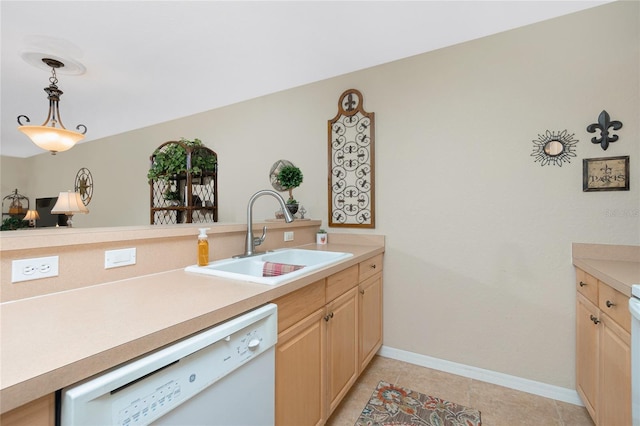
[572,243,640,297]
[0,242,384,413]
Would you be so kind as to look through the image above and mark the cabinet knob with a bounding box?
[590,314,601,325]
[370,264,377,269]
[360,289,365,295]
[324,312,334,322]
[605,300,616,308]
[579,281,587,287]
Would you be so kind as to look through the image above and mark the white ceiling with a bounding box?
[1,1,610,158]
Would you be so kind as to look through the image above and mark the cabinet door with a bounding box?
[0,394,55,426]
[359,272,382,372]
[276,308,326,426]
[576,293,599,420]
[326,286,358,415]
[599,313,631,426]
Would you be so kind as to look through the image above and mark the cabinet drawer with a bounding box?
[326,265,358,303]
[598,282,631,333]
[359,254,383,282]
[576,269,598,305]
[274,279,326,333]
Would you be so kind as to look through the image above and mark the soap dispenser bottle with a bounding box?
[198,228,210,266]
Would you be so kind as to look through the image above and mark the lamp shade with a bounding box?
[18,126,85,154]
[51,191,89,215]
[23,210,40,221]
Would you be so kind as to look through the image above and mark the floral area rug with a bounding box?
[355,380,482,426]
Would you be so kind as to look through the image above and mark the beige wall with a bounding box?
[1,2,638,389]
[1,156,30,212]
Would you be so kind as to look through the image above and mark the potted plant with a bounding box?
[163,189,182,205]
[277,164,303,214]
[316,228,327,245]
[1,216,28,231]
[147,138,217,184]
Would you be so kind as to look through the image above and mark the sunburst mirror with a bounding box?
[531,130,578,167]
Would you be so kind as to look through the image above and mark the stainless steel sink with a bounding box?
[185,249,353,285]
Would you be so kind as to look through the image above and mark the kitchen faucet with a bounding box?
[234,189,294,258]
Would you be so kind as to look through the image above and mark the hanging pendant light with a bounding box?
[17,58,87,155]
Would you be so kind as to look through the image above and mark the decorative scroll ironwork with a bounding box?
[74,167,93,205]
[530,130,578,167]
[328,89,375,228]
[586,110,623,151]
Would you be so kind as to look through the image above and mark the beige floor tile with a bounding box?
[328,355,594,426]
[469,379,562,426]
[359,355,405,386]
[555,400,595,426]
[327,383,375,426]
[396,365,473,408]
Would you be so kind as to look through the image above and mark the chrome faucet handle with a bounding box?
[254,226,267,247]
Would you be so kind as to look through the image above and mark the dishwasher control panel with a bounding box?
[60,304,277,426]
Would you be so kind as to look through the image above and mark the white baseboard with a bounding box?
[378,345,584,406]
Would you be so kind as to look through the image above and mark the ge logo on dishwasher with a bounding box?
[189,374,196,383]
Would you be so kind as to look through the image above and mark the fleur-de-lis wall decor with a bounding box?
[586,110,623,151]
[328,89,375,228]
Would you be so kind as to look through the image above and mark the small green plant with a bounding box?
[163,189,181,202]
[148,138,217,183]
[1,216,28,231]
[277,165,303,203]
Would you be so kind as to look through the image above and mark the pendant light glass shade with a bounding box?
[17,125,85,153]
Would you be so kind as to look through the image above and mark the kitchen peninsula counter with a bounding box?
[572,243,640,296]
[1,238,384,414]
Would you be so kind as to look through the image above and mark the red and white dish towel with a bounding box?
[262,261,305,277]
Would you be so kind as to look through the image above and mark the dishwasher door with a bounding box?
[153,347,274,425]
[60,303,277,426]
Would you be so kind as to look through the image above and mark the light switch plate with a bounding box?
[284,231,294,242]
[105,248,136,269]
[12,256,59,283]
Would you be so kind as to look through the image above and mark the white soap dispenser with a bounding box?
[197,228,210,266]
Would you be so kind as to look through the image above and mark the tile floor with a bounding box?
[326,355,594,426]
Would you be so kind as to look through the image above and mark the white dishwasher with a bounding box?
[60,303,277,426]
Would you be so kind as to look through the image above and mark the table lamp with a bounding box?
[22,210,40,228]
[51,191,89,227]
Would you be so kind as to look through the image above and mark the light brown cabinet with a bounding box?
[358,255,383,372]
[274,279,326,425]
[326,286,359,414]
[274,254,383,426]
[575,268,631,426]
[276,305,326,426]
[0,394,55,426]
[576,292,599,417]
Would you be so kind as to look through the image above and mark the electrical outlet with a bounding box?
[284,231,294,242]
[12,256,59,283]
